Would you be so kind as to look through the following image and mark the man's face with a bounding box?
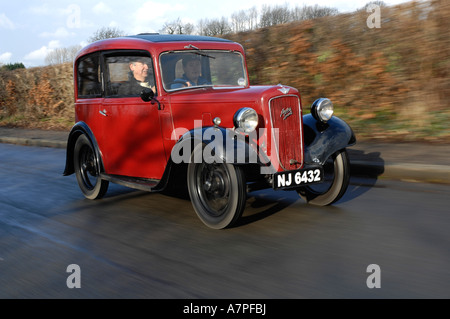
[130,61,149,82]
[184,60,201,83]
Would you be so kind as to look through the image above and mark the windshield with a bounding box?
[160,50,248,91]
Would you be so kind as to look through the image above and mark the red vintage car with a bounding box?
[64,33,356,229]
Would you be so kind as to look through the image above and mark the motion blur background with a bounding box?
[1,0,449,143]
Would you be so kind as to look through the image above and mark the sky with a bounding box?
[0,0,410,67]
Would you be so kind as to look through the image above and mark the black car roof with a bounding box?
[127,33,233,43]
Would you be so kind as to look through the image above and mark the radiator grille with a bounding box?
[269,96,303,170]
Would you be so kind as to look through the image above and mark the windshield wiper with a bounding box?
[184,44,215,59]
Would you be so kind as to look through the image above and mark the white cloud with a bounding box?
[28,4,87,29]
[24,40,61,62]
[109,21,120,28]
[48,40,61,50]
[40,27,75,38]
[0,13,15,29]
[131,1,185,33]
[28,4,51,15]
[0,52,12,63]
[93,2,113,15]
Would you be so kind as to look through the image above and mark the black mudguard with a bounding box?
[302,114,356,165]
[63,122,104,176]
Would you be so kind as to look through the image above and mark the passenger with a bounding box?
[118,57,156,96]
[171,54,210,89]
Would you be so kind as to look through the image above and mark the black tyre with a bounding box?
[187,144,246,229]
[297,149,350,206]
[73,134,109,200]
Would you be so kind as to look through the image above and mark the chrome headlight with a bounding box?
[311,98,334,123]
[234,108,258,134]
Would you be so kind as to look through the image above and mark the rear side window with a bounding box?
[77,54,102,99]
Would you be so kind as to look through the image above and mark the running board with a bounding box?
[100,174,160,192]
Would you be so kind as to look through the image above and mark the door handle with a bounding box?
[99,109,108,117]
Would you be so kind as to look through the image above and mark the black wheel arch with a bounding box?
[164,126,263,197]
[63,122,104,176]
[171,126,264,166]
[63,122,181,194]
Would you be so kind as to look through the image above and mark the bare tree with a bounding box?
[161,23,175,35]
[45,45,82,65]
[361,1,387,10]
[198,17,231,36]
[183,23,195,35]
[248,6,259,31]
[160,18,195,34]
[260,4,293,28]
[231,10,247,33]
[231,7,259,33]
[88,27,125,43]
[303,5,339,19]
[197,19,206,36]
[159,4,340,37]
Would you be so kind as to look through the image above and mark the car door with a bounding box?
[75,52,104,142]
[97,51,167,180]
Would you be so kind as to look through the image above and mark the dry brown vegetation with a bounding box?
[1,0,449,142]
[227,0,450,142]
[0,63,74,130]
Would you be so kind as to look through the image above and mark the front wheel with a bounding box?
[73,134,109,200]
[297,149,350,206]
[187,145,247,229]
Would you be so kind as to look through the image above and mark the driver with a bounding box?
[118,56,156,96]
[171,54,209,89]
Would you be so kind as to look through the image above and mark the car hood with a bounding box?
[166,85,301,129]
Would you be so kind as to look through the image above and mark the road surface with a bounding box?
[0,143,449,298]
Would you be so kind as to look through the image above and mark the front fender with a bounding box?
[63,122,104,176]
[303,114,356,165]
[171,126,261,165]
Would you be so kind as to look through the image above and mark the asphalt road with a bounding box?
[1,143,449,299]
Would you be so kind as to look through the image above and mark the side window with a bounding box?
[105,53,155,97]
[77,54,102,98]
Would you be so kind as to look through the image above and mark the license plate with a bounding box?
[273,167,323,190]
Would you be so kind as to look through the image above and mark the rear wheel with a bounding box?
[297,149,350,206]
[187,144,246,229]
[74,135,109,200]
